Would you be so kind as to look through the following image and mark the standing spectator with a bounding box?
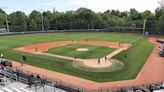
[20,60,24,66]
[98,58,101,64]
[23,56,27,63]
[119,42,121,47]
[74,55,77,60]
[105,56,107,62]
[35,47,38,52]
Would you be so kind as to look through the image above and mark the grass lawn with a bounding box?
[46,44,116,59]
[0,32,155,82]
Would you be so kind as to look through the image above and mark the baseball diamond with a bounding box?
[0,31,164,91]
[0,2,164,91]
[0,32,162,80]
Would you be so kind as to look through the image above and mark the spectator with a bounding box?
[35,47,38,52]
[36,74,41,79]
[0,54,4,58]
[30,73,34,78]
[98,58,101,64]
[22,56,27,63]
[74,55,77,60]
[20,60,24,66]
[105,56,107,62]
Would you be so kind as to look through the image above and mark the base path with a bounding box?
[15,40,131,68]
[15,41,131,54]
[12,38,164,90]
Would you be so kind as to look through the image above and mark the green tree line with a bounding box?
[0,7,163,34]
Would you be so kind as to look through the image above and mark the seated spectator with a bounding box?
[36,74,41,79]
[7,61,12,67]
[30,73,34,78]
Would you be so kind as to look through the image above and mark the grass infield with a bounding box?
[0,32,154,82]
[46,44,116,59]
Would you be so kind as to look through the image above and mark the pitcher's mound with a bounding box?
[72,59,124,72]
[76,48,89,52]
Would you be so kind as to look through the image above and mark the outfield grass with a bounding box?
[46,44,116,59]
[0,32,154,82]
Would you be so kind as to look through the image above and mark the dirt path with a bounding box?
[39,52,87,62]
[15,40,131,68]
[15,41,130,53]
[11,38,164,90]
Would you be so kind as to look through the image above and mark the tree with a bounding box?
[44,17,50,30]
[142,10,155,20]
[0,8,5,27]
[0,8,5,13]
[28,19,37,31]
[130,8,137,15]
[159,0,164,9]
[157,0,164,34]
[43,11,53,30]
[157,12,164,34]
[28,10,42,30]
[0,7,158,33]
[94,13,106,29]
[9,11,27,31]
[119,11,128,18]
[76,8,96,29]
[0,12,5,27]
[129,8,142,20]
[155,7,162,20]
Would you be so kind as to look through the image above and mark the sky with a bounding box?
[0,0,160,14]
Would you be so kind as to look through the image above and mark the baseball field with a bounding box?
[0,32,155,82]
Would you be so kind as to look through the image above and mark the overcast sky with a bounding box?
[0,0,160,14]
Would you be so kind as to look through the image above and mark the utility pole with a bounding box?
[40,10,44,32]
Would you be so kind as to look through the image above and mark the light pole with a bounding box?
[40,10,44,32]
[143,19,147,36]
[1,7,9,32]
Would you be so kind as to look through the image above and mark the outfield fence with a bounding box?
[0,28,145,36]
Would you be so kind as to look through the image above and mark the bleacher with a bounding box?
[0,58,164,92]
[113,83,164,92]
[0,57,84,92]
